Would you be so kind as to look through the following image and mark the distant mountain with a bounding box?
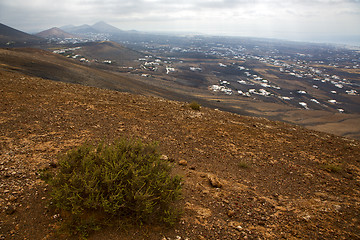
[59,24,76,32]
[36,27,77,39]
[0,23,43,46]
[92,21,123,34]
[59,22,123,35]
[60,24,99,34]
[55,21,176,43]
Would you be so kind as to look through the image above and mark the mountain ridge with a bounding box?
[92,21,123,34]
[57,21,122,35]
[35,27,77,39]
[60,24,99,34]
[0,23,43,46]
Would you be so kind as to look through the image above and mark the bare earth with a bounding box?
[1,69,360,239]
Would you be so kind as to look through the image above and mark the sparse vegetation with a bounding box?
[238,161,251,169]
[322,163,343,173]
[41,139,182,237]
[189,101,201,111]
[2,65,360,239]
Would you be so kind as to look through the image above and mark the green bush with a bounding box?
[238,161,250,169]
[43,139,182,237]
[322,163,343,173]
[189,101,201,111]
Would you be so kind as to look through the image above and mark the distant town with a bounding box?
[50,30,359,115]
[1,18,343,120]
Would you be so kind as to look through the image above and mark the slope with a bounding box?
[1,47,359,140]
[74,41,143,65]
[0,47,172,97]
[0,67,360,239]
[0,23,43,46]
[60,24,98,34]
[36,27,77,39]
[0,47,228,108]
[91,21,123,34]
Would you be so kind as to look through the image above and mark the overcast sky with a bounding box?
[1,0,359,44]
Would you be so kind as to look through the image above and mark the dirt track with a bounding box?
[1,69,360,239]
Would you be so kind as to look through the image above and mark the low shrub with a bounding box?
[42,139,182,237]
[322,163,343,173]
[238,161,251,169]
[189,101,201,111]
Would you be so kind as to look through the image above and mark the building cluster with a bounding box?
[53,47,112,64]
[52,36,358,114]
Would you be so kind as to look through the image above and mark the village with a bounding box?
[51,35,359,115]
[53,46,113,64]
[46,32,110,44]
[123,37,359,114]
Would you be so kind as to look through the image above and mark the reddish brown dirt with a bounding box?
[1,69,360,239]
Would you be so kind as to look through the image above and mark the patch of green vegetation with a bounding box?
[322,163,343,173]
[41,139,182,238]
[238,161,251,169]
[189,101,201,111]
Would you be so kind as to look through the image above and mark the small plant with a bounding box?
[238,161,250,169]
[322,163,343,173]
[42,139,182,237]
[189,101,201,111]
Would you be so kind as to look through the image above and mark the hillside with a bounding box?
[2,24,359,140]
[60,24,99,34]
[0,23,43,46]
[60,21,124,35]
[92,21,123,34]
[3,46,359,141]
[74,41,143,65]
[0,47,167,97]
[0,47,228,110]
[36,27,77,39]
[1,65,360,239]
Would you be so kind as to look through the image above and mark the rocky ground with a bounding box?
[1,69,360,239]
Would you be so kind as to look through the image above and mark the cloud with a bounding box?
[0,0,359,42]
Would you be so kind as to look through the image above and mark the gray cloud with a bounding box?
[0,0,359,43]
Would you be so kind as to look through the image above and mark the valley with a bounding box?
[43,33,360,139]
